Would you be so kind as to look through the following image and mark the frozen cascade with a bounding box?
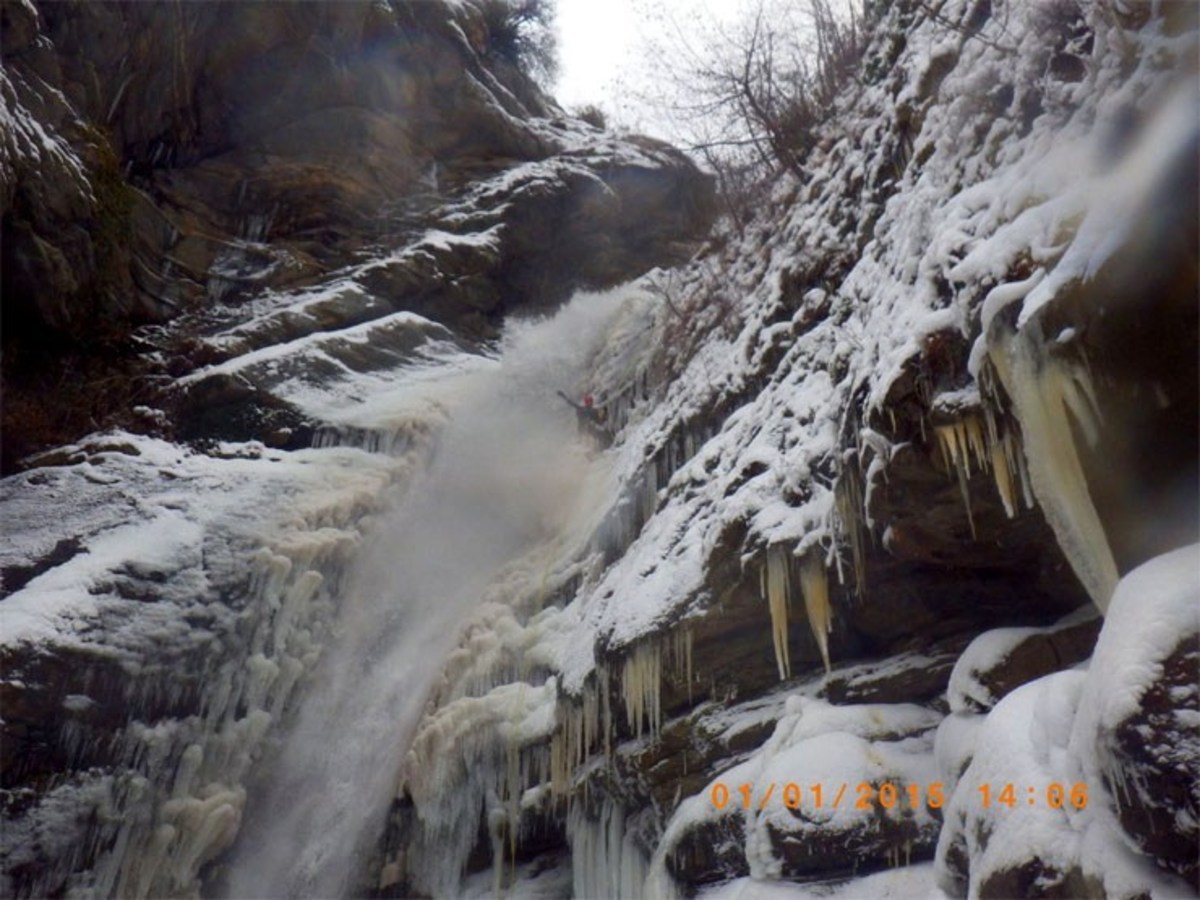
[11,470,397,900]
[220,287,635,898]
[985,328,1119,613]
[760,546,833,679]
[568,797,651,900]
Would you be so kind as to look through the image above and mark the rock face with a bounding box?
[379,0,1197,897]
[1106,635,1200,886]
[0,2,712,897]
[2,0,1197,898]
[0,0,713,468]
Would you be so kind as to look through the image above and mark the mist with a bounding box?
[220,288,631,898]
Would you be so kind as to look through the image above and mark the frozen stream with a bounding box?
[220,290,629,897]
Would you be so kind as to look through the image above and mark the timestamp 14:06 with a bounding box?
[979,783,1089,810]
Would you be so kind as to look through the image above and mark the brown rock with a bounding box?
[952,614,1102,714]
[665,814,749,887]
[1106,636,1200,886]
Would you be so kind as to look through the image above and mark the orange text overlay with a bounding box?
[708,781,1090,812]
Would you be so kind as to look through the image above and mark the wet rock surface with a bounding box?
[1,0,713,470]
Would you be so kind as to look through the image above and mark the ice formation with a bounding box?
[761,547,793,680]
[0,431,407,899]
[798,552,832,675]
[568,797,650,900]
[760,546,833,679]
[400,680,558,895]
[985,335,1119,612]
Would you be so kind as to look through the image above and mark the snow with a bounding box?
[932,712,982,797]
[7,0,1195,895]
[0,67,89,186]
[1018,79,1200,327]
[1066,542,1200,868]
[651,696,943,893]
[1,507,203,645]
[1071,544,1198,738]
[934,550,1199,898]
[545,0,1198,701]
[936,670,1089,894]
[697,863,947,900]
[0,433,401,651]
[946,627,1043,714]
[418,224,504,252]
[177,309,461,387]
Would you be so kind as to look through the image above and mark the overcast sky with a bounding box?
[553,0,752,141]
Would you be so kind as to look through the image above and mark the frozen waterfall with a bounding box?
[220,289,631,897]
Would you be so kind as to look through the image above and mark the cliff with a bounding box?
[383,0,1198,896]
[1,0,713,468]
[0,1,1196,898]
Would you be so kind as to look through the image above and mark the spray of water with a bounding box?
[219,288,631,898]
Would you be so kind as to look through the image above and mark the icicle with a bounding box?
[598,665,613,759]
[683,628,693,704]
[987,338,1118,612]
[621,642,662,739]
[989,437,1018,518]
[568,797,650,900]
[834,467,868,597]
[799,552,833,674]
[665,626,694,703]
[934,418,988,539]
[760,547,792,680]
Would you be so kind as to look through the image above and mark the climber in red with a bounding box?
[557,390,610,446]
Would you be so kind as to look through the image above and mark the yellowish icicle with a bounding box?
[989,438,1018,518]
[621,642,662,739]
[1058,365,1102,446]
[799,553,833,673]
[935,423,977,538]
[987,342,1118,612]
[761,547,792,680]
[935,423,953,474]
[964,416,988,471]
[551,684,603,797]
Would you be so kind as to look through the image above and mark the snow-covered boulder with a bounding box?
[946,609,1100,715]
[657,697,943,892]
[936,546,1199,898]
[1069,544,1200,888]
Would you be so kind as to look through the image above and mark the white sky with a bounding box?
[553,0,752,141]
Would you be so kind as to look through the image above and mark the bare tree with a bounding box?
[628,0,863,181]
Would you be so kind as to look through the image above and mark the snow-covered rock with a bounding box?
[2,0,1196,896]
[935,546,1199,898]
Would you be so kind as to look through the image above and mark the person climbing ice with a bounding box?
[557,389,611,447]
